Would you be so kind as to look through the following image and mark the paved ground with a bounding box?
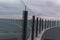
[0,38,17,40]
[41,27,60,40]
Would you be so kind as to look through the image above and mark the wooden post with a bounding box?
[47,20,49,28]
[22,11,28,40]
[41,19,43,31]
[45,20,46,29]
[50,20,51,28]
[39,18,41,33]
[36,17,38,37]
[31,16,35,40]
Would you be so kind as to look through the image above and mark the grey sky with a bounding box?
[23,0,60,17]
[0,0,25,18]
[0,0,60,19]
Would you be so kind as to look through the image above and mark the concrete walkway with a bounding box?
[41,27,60,40]
[28,27,53,40]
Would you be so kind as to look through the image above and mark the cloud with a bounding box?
[23,0,60,18]
[0,0,19,4]
[0,0,25,18]
[0,0,60,19]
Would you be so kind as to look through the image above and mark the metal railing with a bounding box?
[22,10,60,40]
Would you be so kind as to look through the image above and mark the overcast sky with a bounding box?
[23,0,60,16]
[0,0,24,19]
[0,0,60,19]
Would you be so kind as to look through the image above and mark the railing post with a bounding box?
[47,20,49,28]
[51,21,53,27]
[55,21,56,27]
[36,17,38,37]
[52,21,54,27]
[48,20,50,28]
[50,20,51,28]
[31,16,35,40]
[56,21,57,27]
[45,20,47,29]
[57,21,59,27]
[22,11,28,40]
[59,20,60,27]
[39,18,41,33]
[54,21,55,27]
[53,21,55,27]
[50,21,52,28]
[57,21,58,27]
[53,21,54,27]
[41,19,43,31]
[51,21,52,28]
[49,20,50,28]
[46,20,47,28]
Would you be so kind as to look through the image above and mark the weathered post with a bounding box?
[53,21,54,27]
[51,20,52,27]
[39,18,41,33]
[41,19,43,31]
[54,21,55,27]
[45,20,46,29]
[51,21,53,28]
[49,20,50,28]
[46,20,48,28]
[48,20,50,28]
[31,16,35,40]
[52,21,53,27]
[47,20,49,28]
[49,20,51,28]
[22,7,28,40]
[57,21,58,27]
[54,21,56,27]
[36,17,38,37]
